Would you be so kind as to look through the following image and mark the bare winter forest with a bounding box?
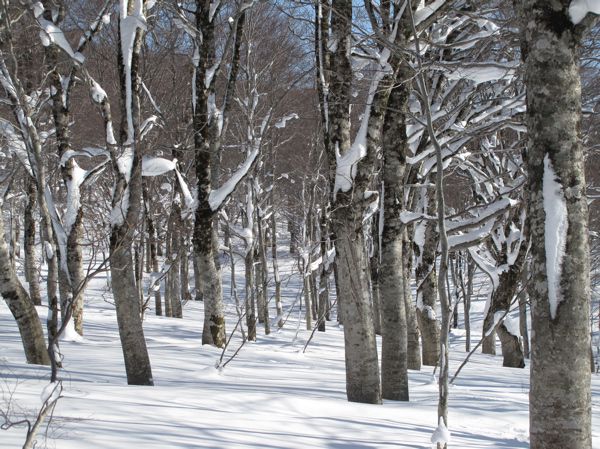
[1,1,600,448]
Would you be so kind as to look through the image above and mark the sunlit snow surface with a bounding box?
[1,246,599,449]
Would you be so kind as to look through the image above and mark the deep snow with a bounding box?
[1,248,599,449]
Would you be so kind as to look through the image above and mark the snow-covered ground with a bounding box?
[1,251,599,449]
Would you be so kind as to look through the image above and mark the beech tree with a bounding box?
[519,1,596,447]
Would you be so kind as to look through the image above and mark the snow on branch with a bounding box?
[59,147,109,167]
[141,156,176,177]
[119,0,147,145]
[446,197,518,234]
[443,61,517,85]
[334,48,392,197]
[274,113,298,129]
[208,147,259,211]
[414,0,447,26]
[33,11,85,64]
[0,119,33,176]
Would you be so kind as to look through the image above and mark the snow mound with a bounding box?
[431,417,451,445]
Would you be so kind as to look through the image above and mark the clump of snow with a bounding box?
[543,154,568,320]
[44,241,54,260]
[60,319,85,343]
[110,192,130,227]
[209,147,259,211]
[33,1,44,18]
[141,156,177,177]
[119,0,147,145]
[37,18,85,64]
[274,113,298,129]
[502,313,521,338]
[117,147,134,180]
[90,81,107,104]
[487,311,505,337]
[431,416,451,445]
[41,382,60,405]
[569,0,600,24]
[446,63,516,85]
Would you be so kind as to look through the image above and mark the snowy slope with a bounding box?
[1,254,599,449]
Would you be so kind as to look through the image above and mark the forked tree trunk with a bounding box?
[520,2,592,447]
[42,3,88,336]
[328,0,381,404]
[480,233,527,368]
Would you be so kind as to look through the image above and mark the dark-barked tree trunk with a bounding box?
[191,2,246,348]
[380,43,412,400]
[24,179,41,306]
[415,201,440,366]
[520,1,593,447]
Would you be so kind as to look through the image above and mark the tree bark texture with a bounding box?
[329,0,381,404]
[108,2,153,386]
[0,212,50,365]
[24,179,41,306]
[380,52,411,400]
[192,1,226,347]
[415,209,440,366]
[521,2,592,447]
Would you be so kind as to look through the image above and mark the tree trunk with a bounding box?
[108,2,153,386]
[481,236,527,368]
[144,186,162,316]
[245,247,257,341]
[333,210,381,404]
[518,265,529,358]
[192,2,227,347]
[303,258,312,331]
[328,0,381,404]
[0,213,50,365]
[24,179,41,306]
[521,2,592,447]
[404,228,422,371]
[257,211,270,335]
[416,212,440,366]
[380,55,411,400]
[370,218,382,336]
[180,228,191,303]
[168,206,183,319]
[271,213,283,328]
